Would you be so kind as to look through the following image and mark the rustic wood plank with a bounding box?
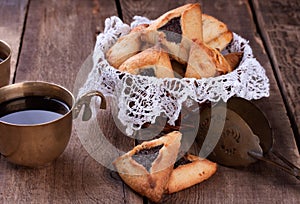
[14,0,106,88]
[120,0,184,24]
[0,0,142,203]
[251,0,300,149]
[1,0,299,203]
[0,0,29,83]
[119,0,300,203]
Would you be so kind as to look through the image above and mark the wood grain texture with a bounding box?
[0,0,142,203]
[120,0,190,23]
[15,0,109,89]
[251,0,300,149]
[0,0,29,83]
[119,0,300,203]
[1,0,299,203]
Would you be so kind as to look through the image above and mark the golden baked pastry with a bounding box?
[185,40,232,79]
[147,3,203,42]
[141,3,203,64]
[106,3,236,80]
[119,45,175,78]
[224,52,243,70]
[202,14,233,51]
[106,30,143,68]
[167,154,217,194]
[113,131,182,203]
[131,24,149,33]
[141,29,190,64]
[206,30,233,51]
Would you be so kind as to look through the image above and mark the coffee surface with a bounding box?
[0,96,70,125]
[0,52,8,63]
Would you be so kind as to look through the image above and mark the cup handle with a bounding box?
[74,91,107,121]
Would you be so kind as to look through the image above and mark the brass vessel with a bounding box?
[0,81,74,167]
[0,40,11,88]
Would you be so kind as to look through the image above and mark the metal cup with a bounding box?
[0,40,11,88]
[0,81,74,167]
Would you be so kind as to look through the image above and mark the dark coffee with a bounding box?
[0,52,7,63]
[0,96,70,125]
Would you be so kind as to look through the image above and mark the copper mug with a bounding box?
[0,81,106,167]
[0,40,11,88]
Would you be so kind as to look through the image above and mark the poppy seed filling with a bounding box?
[158,17,182,43]
[132,144,164,172]
[138,67,156,76]
[174,156,192,169]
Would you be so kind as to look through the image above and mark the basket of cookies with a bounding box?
[77,3,270,202]
[80,3,269,135]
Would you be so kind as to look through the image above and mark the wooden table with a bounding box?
[0,0,299,203]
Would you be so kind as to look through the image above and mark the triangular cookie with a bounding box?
[185,40,231,79]
[148,3,203,42]
[141,3,203,64]
[106,28,146,68]
[202,14,233,51]
[113,131,182,203]
[118,45,175,78]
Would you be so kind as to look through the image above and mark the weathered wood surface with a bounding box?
[0,0,141,203]
[0,0,299,203]
[0,0,29,83]
[119,0,300,203]
[252,0,300,149]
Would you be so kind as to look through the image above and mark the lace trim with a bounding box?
[79,16,270,135]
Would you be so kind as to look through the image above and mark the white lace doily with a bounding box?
[79,16,270,135]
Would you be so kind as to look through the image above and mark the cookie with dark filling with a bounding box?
[158,17,182,43]
[185,39,232,79]
[202,14,233,51]
[106,24,149,69]
[167,153,217,194]
[113,131,182,203]
[147,3,203,42]
[141,3,203,64]
[118,45,175,78]
[132,144,164,172]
